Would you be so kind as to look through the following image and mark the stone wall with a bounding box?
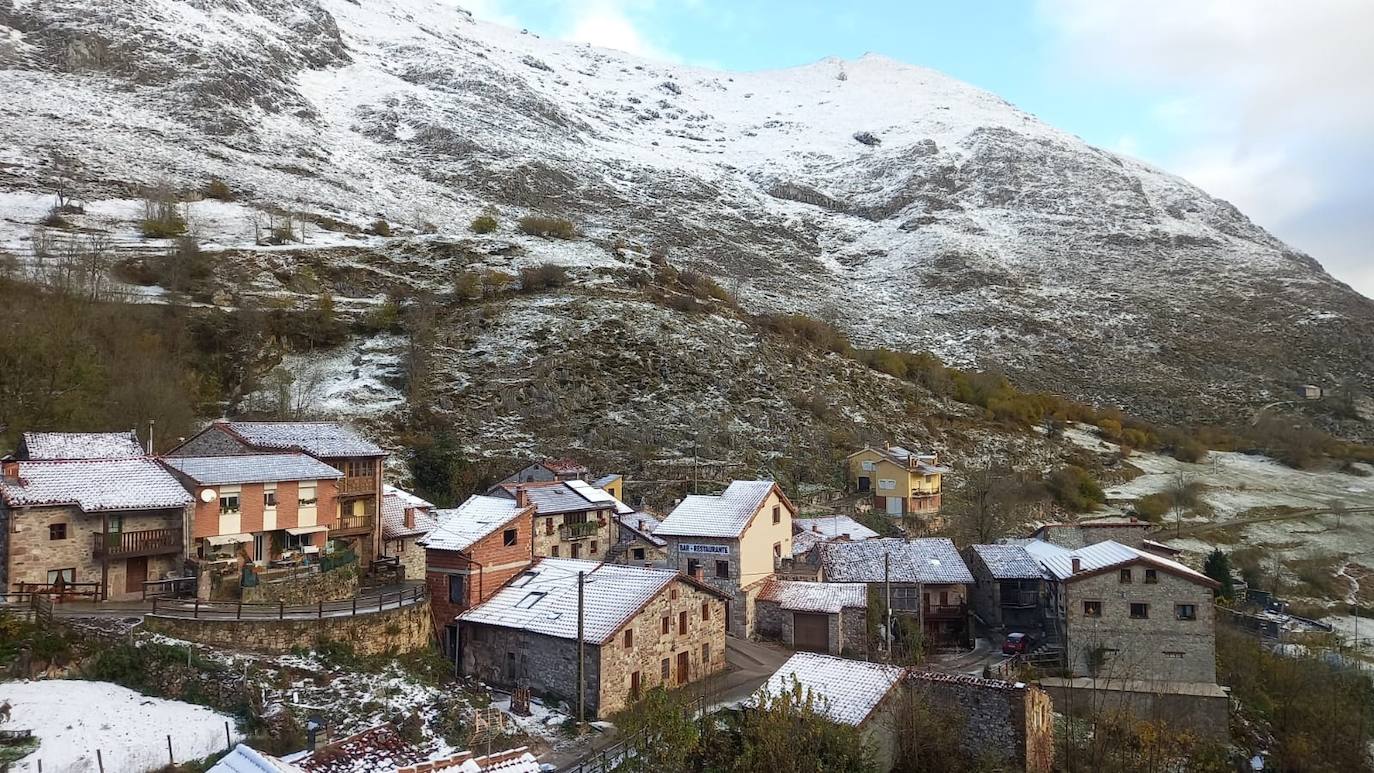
[461,623,601,716]
[381,535,426,581]
[531,507,616,561]
[241,563,360,604]
[909,671,1054,773]
[1038,677,1229,741]
[145,596,433,655]
[1064,566,1216,682]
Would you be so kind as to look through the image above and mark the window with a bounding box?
[772,542,782,558]
[877,478,896,490]
[623,629,634,649]
[591,540,598,554]
[702,642,710,663]
[630,671,641,698]
[1119,568,1132,584]
[47,568,75,585]
[551,546,560,557]
[678,610,688,635]
[1144,569,1158,584]
[670,587,679,600]
[300,486,317,507]
[1164,651,1185,659]
[264,488,277,508]
[633,548,646,561]
[448,575,466,604]
[891,586,919,610]
[286,532,314,549]
[503,529,518,547]
[661,616,670,635]
[1082,600,1102,618]
[715,560,730,579]
[546,519,555,535]
[571,543,581,558]
[661,658,670,680]
[861,460,876,471]
[1130,603,1150,619]
[701,602,710,621]
[772,505,781,524]
[687,558,701,576]
[1175,604,1197,621]
[515,591,547,609]
[49,523,67,541]
[220,494,240,514]
[469,626,485,643]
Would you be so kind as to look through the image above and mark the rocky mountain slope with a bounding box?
[1,0,1371,430]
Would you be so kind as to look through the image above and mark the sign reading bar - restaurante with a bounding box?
[678,543,730,555]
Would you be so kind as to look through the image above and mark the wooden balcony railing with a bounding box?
[339,476,377,496]
[92,528,183,558]
[924,603,967,619]
[334,515,373,535]
[559,521,599,540]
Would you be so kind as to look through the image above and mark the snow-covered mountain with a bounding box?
[1,0,1371,427]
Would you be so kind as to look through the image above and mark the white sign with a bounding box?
[878,478,897,491]
[679,543,730,555]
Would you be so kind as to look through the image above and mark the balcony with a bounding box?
[1000,590,1039,609]
[334,514,374,536]
[558,521,599,541]
[338,476,377,496]
[924,603,967,620]
[93,528,183,559]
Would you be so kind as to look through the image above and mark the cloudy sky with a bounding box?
[463,0,1372,298]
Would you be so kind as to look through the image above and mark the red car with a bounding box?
[1002,632,1034,655]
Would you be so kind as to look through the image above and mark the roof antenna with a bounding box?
[147,419,156,455]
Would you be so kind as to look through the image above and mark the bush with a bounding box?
[758,313,852,355]
[142,184,187,239]
[1133,492,1171,522]
[204,178,233,201]
[517,214,576,239]
[470,214,498,234]
[1173,438,1207,462]
[1045,465,1105,512]
[519,262,569,292]
[368,219,392,237]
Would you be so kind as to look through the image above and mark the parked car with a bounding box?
[1002,632,1034,655]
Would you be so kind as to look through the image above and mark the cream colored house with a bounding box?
[655,480,796,637]
[845,445,949,518]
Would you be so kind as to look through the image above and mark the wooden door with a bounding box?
[793,613,830,653]
[125,557,148,594]
[676,651,689,685]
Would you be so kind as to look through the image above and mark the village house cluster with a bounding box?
[2,425,1229,767]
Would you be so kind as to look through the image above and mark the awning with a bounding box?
[301,545,320,554]
[285,525,329,536]
[206,533,252,546]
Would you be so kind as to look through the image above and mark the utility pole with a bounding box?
[147,419,156,455]
[577,570,586,729]
[884,552,892,663]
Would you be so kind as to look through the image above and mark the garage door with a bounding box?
[793,613,830,653]
[886,496,904,515]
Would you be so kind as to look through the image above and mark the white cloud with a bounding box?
[1038,0,1374,297]
[461,0,679,62]
[564,3,676,61]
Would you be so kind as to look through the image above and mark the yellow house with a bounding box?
[655,480,797,637]
[595,473,624,502]
[845,446,949,516]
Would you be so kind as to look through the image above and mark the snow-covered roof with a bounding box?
[21,430,144,460]
[617,511,666,546]
[970,544,1042,580]
[459,558,721,644]
[401,747,541,773]
[820,538,973,584]
[593,473,622,487]
[161,454,342,486]
[420,495,526,552]
[795,515,879,541]
[542,457,589,475]
[791,530,823,557]
[223,421,386,458]
[848,445,952,474]
[655,480,783,539]
[1020,538,1216,587]
[382,485,438,540]
[493,481,607,514]
[758,579,867,613]
[565,479,635,515]
[1,458,193,513]
[210,745,303,773]
[755,652,905,726]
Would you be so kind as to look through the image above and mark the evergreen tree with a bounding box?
[1203,548,1235,600]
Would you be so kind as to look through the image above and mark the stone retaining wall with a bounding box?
[145,596,432,655]
[241,564,360,604]
[911,671,1054,773]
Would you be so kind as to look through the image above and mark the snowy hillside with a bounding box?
[0,0,1371,425]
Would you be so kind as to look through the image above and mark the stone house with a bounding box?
[161,453,343,572]
[458,557,729,718]
[380,485,437,581]
[167,421,387,562]
[1,457,192,600]
[754,652,907,771]
[844,445,949,519]
[966,544,1044,633]
[907,671,1054,773]
[610,511,667,566]
[754,578,867,656]
[419,494,536,656]
[499,457,592,485]
[655,480,796,637]
[818,537,974,647]
[793,515,879,542]
[488,480,621,561]
[1029,518,1149,550]
[1022,539,1220,683]
[18,430,145,460]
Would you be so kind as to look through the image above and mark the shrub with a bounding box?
[204,178,233,201]
[517,214,576,239]
[453,270,481,301]
[1173,438,1207,462]
[1045,465,1105,512]
[142,183,187,239]
[519,262,569,292]
[758,313,852,355]
[41,209,72,228]
[1133,492,1171,522]
[368,219,392,237]
[470,214,498,234]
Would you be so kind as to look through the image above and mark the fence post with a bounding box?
[96,749,104,773]
[318,600,323,619]
[353,596,357,615]
[237,600,243,620]
[152,597,158,615]
[225,720,232,750]
[379,593,384,612]
[193,599,200,620]
[279,600,285,620]
[167,734,174,765]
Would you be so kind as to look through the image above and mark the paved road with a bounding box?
[37,583,422,620]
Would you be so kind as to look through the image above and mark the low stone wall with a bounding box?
[911,671,1055,773]
[145,596,433,655]
[242,564,360,604]
[1037,677,1229,741]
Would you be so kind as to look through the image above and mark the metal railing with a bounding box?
[142,576,197,600]
[559,521,599,540]
[149,584,426,620]
[92,528,183,558]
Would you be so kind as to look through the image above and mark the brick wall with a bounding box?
[597,578,727,715]
[145,597,432,655]
[1063,565,1216,683]
[424,517,533,639]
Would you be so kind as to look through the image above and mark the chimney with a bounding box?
[691,566,704,581]
[514,487,528,508]
[812,524,821,533]
[1071,557,1082,574]
[637,519,645,532]
[404,507,415,529]
[2,461,18,484]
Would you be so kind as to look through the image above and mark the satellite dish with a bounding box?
[200,489,217,503]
